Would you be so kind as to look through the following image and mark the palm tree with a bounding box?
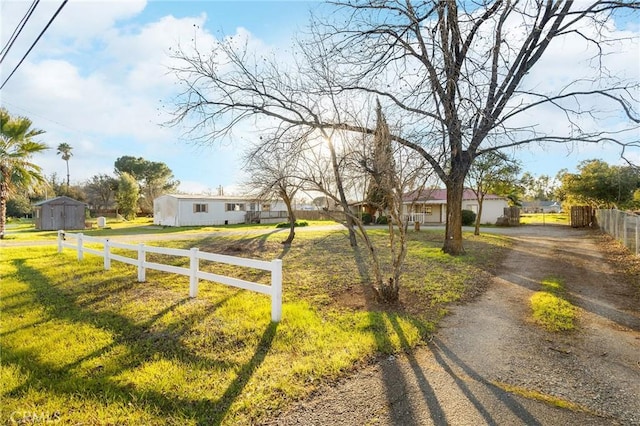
[0,108,48,238]
[57,142,73,187]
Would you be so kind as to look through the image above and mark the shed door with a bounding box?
[63,205,83,229]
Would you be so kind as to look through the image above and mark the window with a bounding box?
[414,205,432,214]
[225,203,245,212]
[193,203,208,213]
[261,203,271,212]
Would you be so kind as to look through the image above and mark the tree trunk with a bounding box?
[66,160,70,187]
[443,177,467,255]
[474,194,485,236]
[352,219,386,298]
[0,182,8,239]
[325,133,358,247]
[443,147,472,254]
[282,192,296,245]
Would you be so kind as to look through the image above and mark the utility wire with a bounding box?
[0,0,68,91]
[0,0,41,63]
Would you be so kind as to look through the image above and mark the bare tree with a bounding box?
[169,1,639,255]
[298,106,430,302]
[242,136,305,245]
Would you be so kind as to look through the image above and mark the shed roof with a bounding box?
[33,196,87,206]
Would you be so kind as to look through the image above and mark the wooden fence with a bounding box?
[570,206,594,228]
[57,231,283,322]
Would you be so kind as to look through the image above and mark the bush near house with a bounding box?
[462,209,476,226]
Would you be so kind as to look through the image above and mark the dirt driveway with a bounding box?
[271,226,640,425]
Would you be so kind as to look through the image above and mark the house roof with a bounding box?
[156,194,260,202]
[521,201,560,207]
[33,196,87,206]
[402,188,504,203]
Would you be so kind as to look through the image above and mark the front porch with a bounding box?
[403,203,445,224]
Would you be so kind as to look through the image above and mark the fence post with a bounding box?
[137,243,146,282]
[57,230,64,253]
[189,248,199,298]
[77,233,84,261]
[636,216,640,256]
[104,239,111,270]
[271,259,283,322]
[623,214,628,251]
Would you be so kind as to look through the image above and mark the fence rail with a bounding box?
[596,209,639,256]
[57,231,282,321]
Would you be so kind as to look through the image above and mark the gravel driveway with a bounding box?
[271,226,640,425]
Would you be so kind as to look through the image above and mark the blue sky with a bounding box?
[1,0,638,195]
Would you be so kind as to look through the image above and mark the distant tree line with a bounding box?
[491,160,640,212]
[6,155,179,220]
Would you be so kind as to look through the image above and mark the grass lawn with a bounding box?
[1,217,335,242]
[520,213,569,226]
[1,227,509,425]
[530,277,577,332]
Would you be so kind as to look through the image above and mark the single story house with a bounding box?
[153,194,288,227]
[521,201,562,213]
[33,196,87,230]
[402,188,508,225]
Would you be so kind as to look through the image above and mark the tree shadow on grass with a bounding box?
[5,258,279,425]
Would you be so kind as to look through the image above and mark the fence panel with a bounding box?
[571,206,593,228]
[596,209,639,256]
[57,231,283,321]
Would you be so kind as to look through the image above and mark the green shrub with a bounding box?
[376,215,389,225]
[461,209,476,226]
[361,213,373,225]
[275,221,309,228]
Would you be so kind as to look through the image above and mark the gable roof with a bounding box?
[402,188,504,203]
[33,196,87,206]
[155,194,260,202]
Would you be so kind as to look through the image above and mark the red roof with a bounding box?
[402,188,503,203]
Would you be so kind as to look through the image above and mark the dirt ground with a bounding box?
[269,226,640,425]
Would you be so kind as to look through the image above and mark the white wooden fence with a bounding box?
[57,231,283,321]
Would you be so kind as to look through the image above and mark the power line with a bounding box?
[0,0,41,63]
[0,0,68,91]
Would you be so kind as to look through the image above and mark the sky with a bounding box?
[1,0,639,195]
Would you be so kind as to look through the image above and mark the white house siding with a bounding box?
[476,198,508,224]
[154,195,259,227]
[153,195,179,226]
[402,197,507,225]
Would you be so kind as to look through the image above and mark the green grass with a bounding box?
[493,381,593,413]
[520,213,569,225]
[1,228,509,424]
[530,278,577,332]
[1,218,336,241]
